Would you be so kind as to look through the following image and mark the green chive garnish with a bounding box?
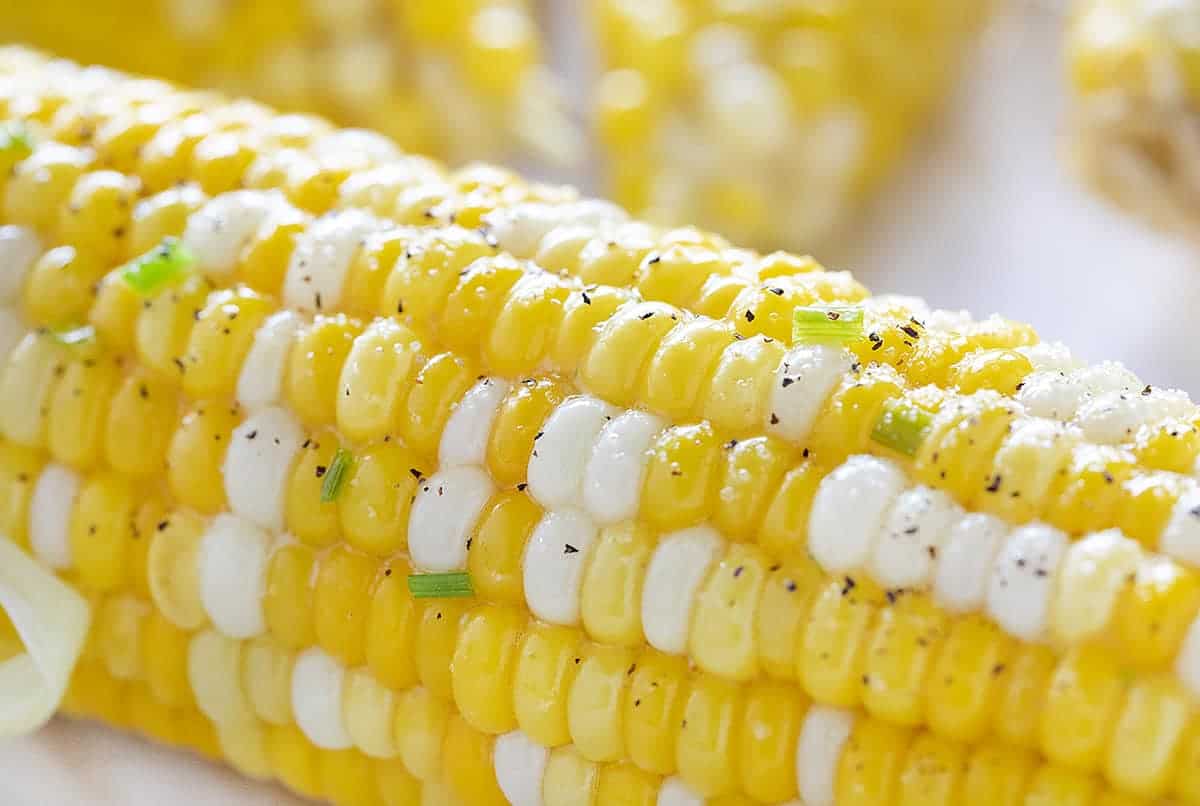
[52,324,96,347]
[871,399,934,457]
[320,447,353,503]
[408,572,474,599]
[121,237,195,296]
[792,305,864,345]
[0,123,32,160]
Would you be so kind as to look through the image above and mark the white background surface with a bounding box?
[3,4,1200,805]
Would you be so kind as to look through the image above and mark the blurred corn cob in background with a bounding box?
[586,0,986,249]
[0,1,984,252]
[15,47,1200,805]
[0,0,578,168]
[1067,0,1200,237]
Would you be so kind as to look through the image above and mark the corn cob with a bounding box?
[0,0,574,168]
[586,0,985,248]
[1067,0,1200,238]
[6,47,1200,806]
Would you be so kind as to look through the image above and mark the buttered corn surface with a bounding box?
[7,47,1200,806]
[0,1,981,251]
[1067,0,1200,237]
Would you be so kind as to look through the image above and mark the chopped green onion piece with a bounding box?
[0,123,32,160]
[871,399,934,457]
[792,305,864,345]
[121,237,195,296]
[408,572,474,599]
[320,448,354,503]
[52,324,96,347]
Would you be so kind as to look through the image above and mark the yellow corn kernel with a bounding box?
[57,170,139,264]
[70,470,137,593]
[1115,556,1200,668]
[567,644,633,763]
[1039,645,1126,773]
[635,245,726,310]
[1134,419,1200,474]
[580,522,653,648]
[907,319,1038,388]
[836,718,912,805]
[166,404,240,514]
[993,642,1057,750]
[756,558,823,681]
[1052,531,1144,645]
[441,715,508,806]
[962,743,1035,806]
[700,336,785,435]
[949,348,1033,395]
[237,208,307,295]
[575,237,648,288]
[95,595,147,681]
[129,185,208,258]
[534,225,592,274]
[513,622,583,748]
[676,673,741,798]
[925,615,1013,743]
[416,598,470,702]
[913,393,1018,505]
[0,441,41,549]
[1116,471,1185,548]
[140,116,216,193]
[550,286,636,375]
[364,563,422,690]
[0,333,65,447]
[469,491,539,605]
[582,301,680,407]
[381,228,494,330]
[862,592,948,727]
[242,636,294,727]
[134,273,211,378]
[981,419,1077,524]
[1023,764,1098,806]
[336,318,420,443]
[218,718,272,780]
[263,542,317,650]
[126,496,161,600]
[1044,445,1136,536]
[268,723,324,801]
[147,509,207,630]
[1173,719,1200,801]
[319,749,379,806]
[452,603,524,735]
[182,286,273,399]
[738,681,803,802]
[89,269,143,353]
[342,231,407,318]
[344,667,398,759]
[340,439,420,556]
[639,318,735,423]
[801,575,884,708]
[689,543,767,682]
[284,429,340,547]
[1106,674,1191,798]
[23,245,108,328]
[621,651,688,776]
[286,313,364,427]
[191,131,257,195]
[594,762,659,806]
[692,274,750,320]
[640,422,722,531]
[483,273,572,377]
[313,545,378,667]
[714,436,796,542]
[398,352,476,461]
[374,758,421,806]
[4,143,92,232]
[47,352,119,471]
[807,365,904,467]
[104,369,177,477]
[439,254,526,356]
[487,378,568,487]
[757,461,822,559]
[543,745,599,806]
[896,731,966,806]
[395,686,451,782]
[140,609,193,709]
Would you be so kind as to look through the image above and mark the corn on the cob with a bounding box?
[6,47,1200,806]
[586,0,985,248]
[1067,0,1200,238]
[0,0,574,168]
